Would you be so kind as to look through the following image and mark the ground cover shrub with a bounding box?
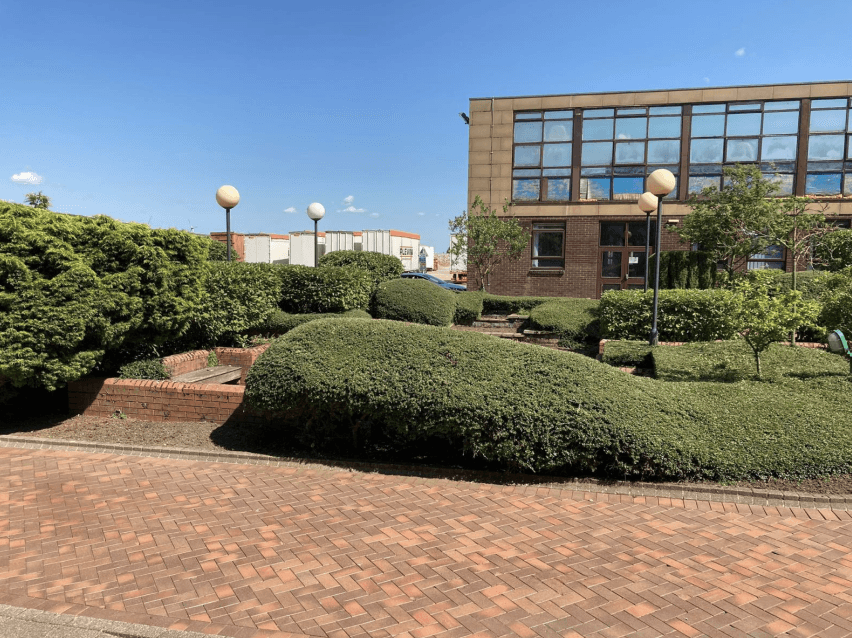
[600,341,654,369]
[277,265,373,313]
[598,289,739,342]
[317,250,403,288]
[453,291,484,325]
[245,318,852,482]
[526,299,599,349]
[261,309,372,334]
[371,278,457,326]
[0,202,208,391]
[481,294,555,315]
[118,358,170,380]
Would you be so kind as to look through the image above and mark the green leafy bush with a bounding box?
[0,203,208,390]
[453,291,484,325]
[600,341,654,368]
[261,309,372,334]
[815,229,852,272]
[656,251,718,290]
[245,318,852,481]
[277,265,373,313]
[598,289,739,342]
[317,250,403,288]
[118,358,170,380]
[206,237,236,261]
[527,299,599,348]
[481,294,556,315]
[371,278,457,326]
[819,274,852,339]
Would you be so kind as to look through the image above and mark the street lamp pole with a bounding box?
[645,169,676,346]
[306,203,326,267]
[215,185,240,262]
[637,192,658,294]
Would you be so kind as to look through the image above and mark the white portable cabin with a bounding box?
[362,230,421,270]
[324,231,356,254]
[289,231,326,266]
[419,246,435,271]
[243,234,290,264]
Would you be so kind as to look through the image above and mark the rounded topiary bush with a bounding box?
[371,278,457,326]
[527,299,600,348]
[317,250,403,287]
[260,309,371,334]
[453,291,484,325]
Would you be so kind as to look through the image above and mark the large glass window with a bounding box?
[579,106,681,201]
[532,223,565,268]
[688,100,800,195]
[513,111,573,202]
[748,244,785,270]
[806,98,852,197]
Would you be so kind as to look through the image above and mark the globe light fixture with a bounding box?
[306,202,326,267]
[637,192,658,293]
[645,169,676,346]
[216,185,240,262]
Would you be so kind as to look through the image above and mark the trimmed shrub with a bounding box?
[453,291,484,325]
[527,299,599,349]
[598,289,739,342]
[481,294,556,315]
[277,265,373,313]
[656,251,718,290]
[600,341,654,369]
[0,203,208,391]
[371,279,457,326]
[118,358,169,380]
[245,318,852,481]
[261,309,372,334]
[317,250,403,287]
[819,276,852,339]
[815,229,852,272]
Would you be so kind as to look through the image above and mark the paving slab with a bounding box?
[0,444,851,637]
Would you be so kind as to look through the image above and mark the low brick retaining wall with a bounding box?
[161,344,270,384]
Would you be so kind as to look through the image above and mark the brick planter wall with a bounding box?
[162,350,210,378]
[213,344,271,384]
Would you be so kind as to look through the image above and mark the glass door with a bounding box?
[599,220,655,295]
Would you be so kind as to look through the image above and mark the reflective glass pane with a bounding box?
[614,165,645,175]
[612,177,643,200]
[514,121,542,143]
[729,103,760,111]
[544,110,573,119]
[811,109,847,132]
[514,145,541,166]
[617,108,646,115]
[808,161,843,171]
[693,104,726,113]
[727,112,762,136]
[542,168,570,176]
[581,142,613,165]
[748,261,784,271]
[763,111,799,134]
[648,116,681,138]
[764,101,800,111]
[533,230,564,257]
[763,173,794,195]
[544,121,572,141]
[849,135,852,159]
[752,245,783,260]
[583,118,614,140]
[584,108,614,118]
[581,167,610,176]
[691,138,724,163]
[691,115,725,137]
[614,142,644,164]
[628,251,647,278]
[515,112,541,119]
[761,136,797,161]
[808,134,845,160]
[545,178,571,201]
[812,99,848,109]
[806,173,842,195]
[760,161,795,172]
[627,221,651,247]
[600,222,625,246]
[726,138,759,162]
[513,169,540,177]
[691,164,723,175]
[844,175,852,196]
[579,177,610,199]
[647,139,680,163]
[615,117,647,139]
[512,179,540,200]
[689,175,721,193]
[542,143,572,167]
[649,106,682,115]
[601,251,622,278]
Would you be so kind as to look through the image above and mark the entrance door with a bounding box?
[599,220,655,295]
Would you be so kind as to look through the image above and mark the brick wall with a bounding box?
[162,350,210,378]
[213,344,271,384]
[68,378,268,424]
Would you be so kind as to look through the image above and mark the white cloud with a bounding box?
[704,77,710,84]
[11,171,43,185]
[417,212,425,216]
[343,195,354,205]
[340,205,366,213]
[369,213,380,218]
[283,206,297,213]
[735,48,745,57]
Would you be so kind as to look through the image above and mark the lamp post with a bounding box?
[215,185,240,262]
[306,203,325,267]
[645,169,676,346]
[637,192,658,293]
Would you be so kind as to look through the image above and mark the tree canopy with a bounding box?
[24,191,51,209]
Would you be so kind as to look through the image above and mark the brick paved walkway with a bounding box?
[1,446,851,637]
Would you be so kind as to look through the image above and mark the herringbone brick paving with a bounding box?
[1,447,851,637]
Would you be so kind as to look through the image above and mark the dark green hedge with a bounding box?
[317,250,403,288]
[600,341,654,368]
[245,318,852,481]
[453,291,484,325]
[261,309,372,334]
[0,203,208,390]
[598,289,739,341]
[657,251,718,290]
[371,278,457,326]
[118,357,170,380]
[527,299,600,348]
[277,265,373,313]
[481,293,556,315]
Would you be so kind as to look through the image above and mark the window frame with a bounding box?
[531,222,566,269]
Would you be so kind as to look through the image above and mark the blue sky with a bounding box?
[3,0,852,251]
